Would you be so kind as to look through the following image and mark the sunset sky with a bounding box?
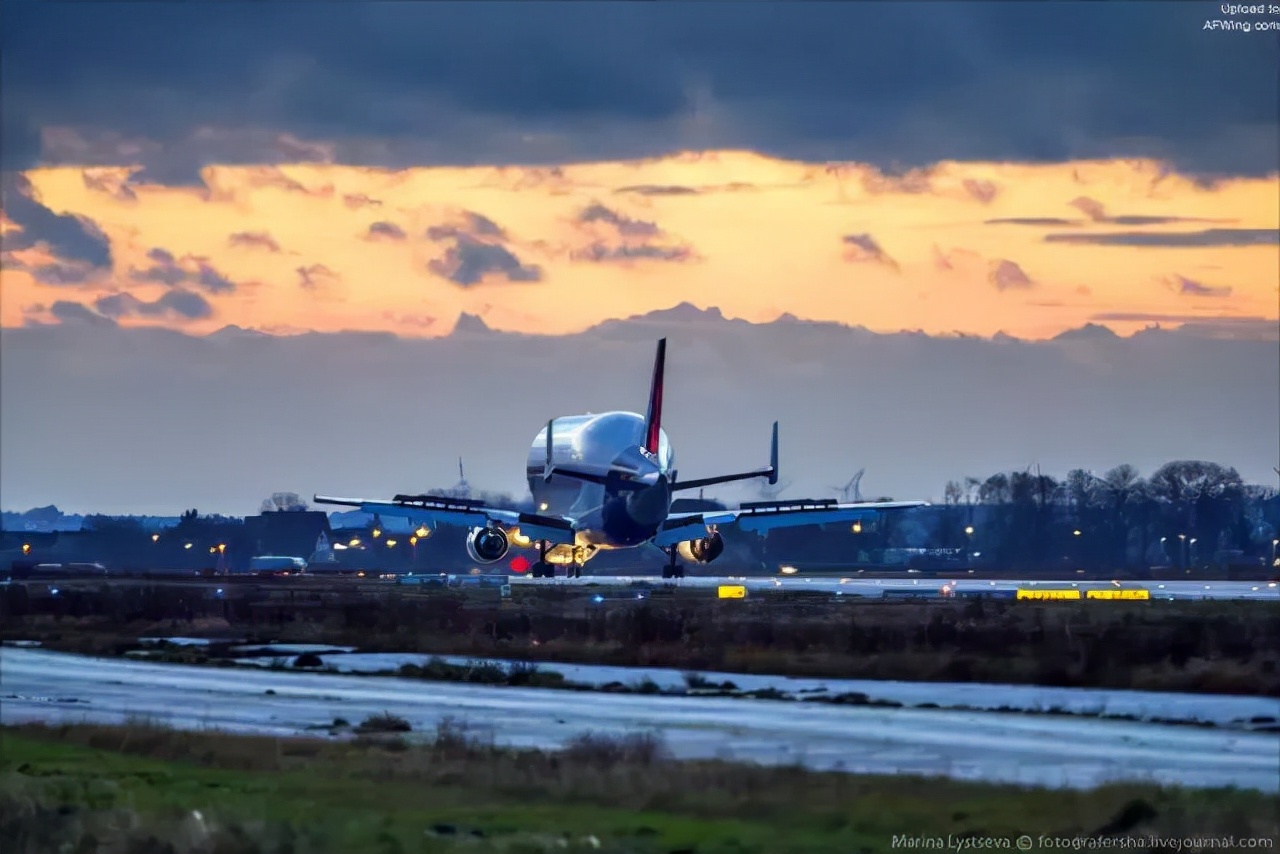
[1,2,1277,513]
[2,2,1276,342]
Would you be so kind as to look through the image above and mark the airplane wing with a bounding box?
[653,498,928,548]
[313,494,577,546]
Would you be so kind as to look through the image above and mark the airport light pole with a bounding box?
[1178,534,1187,569]
[1189,538,1197,569]
[1272,538,1279,566]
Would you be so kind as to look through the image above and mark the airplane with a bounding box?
[315,338,928,579]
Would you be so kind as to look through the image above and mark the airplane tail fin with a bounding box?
[643,338,666,455]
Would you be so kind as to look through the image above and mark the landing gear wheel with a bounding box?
[662,548,684,580]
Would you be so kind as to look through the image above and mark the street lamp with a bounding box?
[1189,538,1197,568]
[1178,534,1187,569]
[1272,538,1279,565]
[151,533,160,543]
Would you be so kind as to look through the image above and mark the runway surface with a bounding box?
[3,648,1276,792]
[511,575,1280,601]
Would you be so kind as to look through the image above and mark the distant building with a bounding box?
[244,510,331,559]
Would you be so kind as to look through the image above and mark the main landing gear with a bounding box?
[660,547,685,580]
[528,542,585,579]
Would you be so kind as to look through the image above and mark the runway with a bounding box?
[511,575,1280,601]
[2,647,1276,792]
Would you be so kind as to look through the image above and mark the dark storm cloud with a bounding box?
[427,236,542,287]
[1,247,102,287]
[1044,229,1279,247]
[49,300,116,327]
[94,288,214,321]
[0,173,113,268]
[2,4,1274,177]
[578,204,660,238]
[129,248,237,293]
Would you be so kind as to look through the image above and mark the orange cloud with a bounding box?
[4,153,1275,339]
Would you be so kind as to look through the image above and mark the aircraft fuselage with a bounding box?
[525,411,674,552]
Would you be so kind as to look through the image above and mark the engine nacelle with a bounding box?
[466,526,510,564]
[676,531,725,565]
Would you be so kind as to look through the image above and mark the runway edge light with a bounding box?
[718,585,747,599]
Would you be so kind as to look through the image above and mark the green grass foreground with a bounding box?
[2,721,1276,854]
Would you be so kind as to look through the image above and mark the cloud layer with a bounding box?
[2,309,1274,515]
[2,5,1276,177]
[2,155,1275,339]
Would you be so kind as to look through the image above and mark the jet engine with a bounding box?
[676,531,725,564]
[466,526,510,564]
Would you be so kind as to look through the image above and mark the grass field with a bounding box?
[3,720,1276,854]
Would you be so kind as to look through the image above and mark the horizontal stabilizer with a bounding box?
[671,420,778,492]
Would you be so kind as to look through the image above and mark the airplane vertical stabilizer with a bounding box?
[643,338,667,455]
